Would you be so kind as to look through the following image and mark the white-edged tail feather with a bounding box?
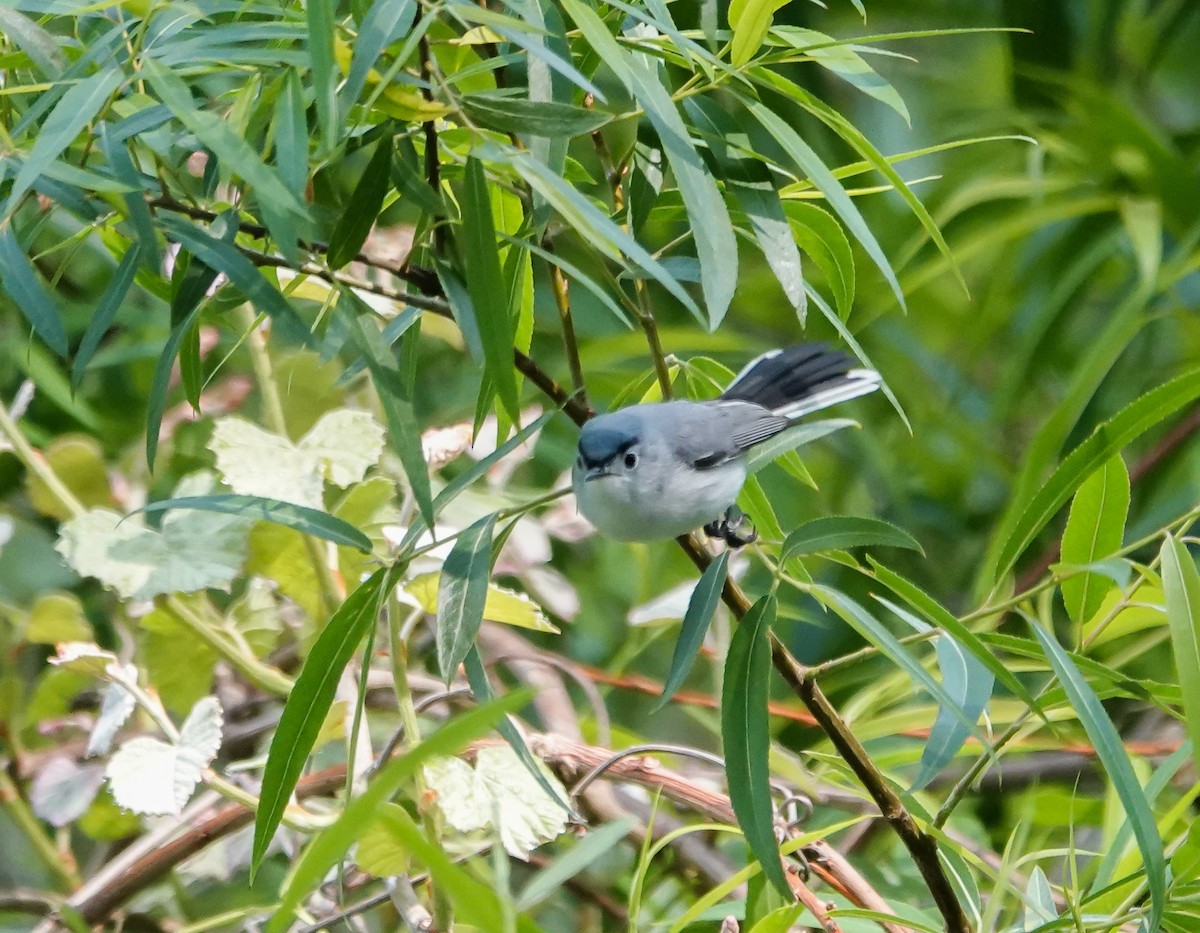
[770,367,881,419]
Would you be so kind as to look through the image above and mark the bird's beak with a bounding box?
[583,465,610,482]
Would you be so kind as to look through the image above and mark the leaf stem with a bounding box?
[166,596,294,696]
[0,393,85,518]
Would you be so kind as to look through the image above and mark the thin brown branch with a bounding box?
[548,251,589,407]
[786,864,842,933]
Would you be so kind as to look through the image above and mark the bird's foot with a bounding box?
[703,507,758,548]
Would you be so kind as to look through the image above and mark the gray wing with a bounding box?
[668,400,788,469]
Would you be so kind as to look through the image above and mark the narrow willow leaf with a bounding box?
[744,97,904,310]
[145,299,204,471]
[1118,197,1162,285]
[868,558,1046,718]
[437,513,498,683]
[561,0,737,328]
[273,69,308,197]
[1161,536,1200,767]
[461,157,522,423]
[722,594,789,897]
[0,227,68,356]
[142,57,308,221]
[1061,457,1130,625]
[98,125,159,271]
[995,367,1200,581]
[498,234,631,327]
[344,0,417,110]
[517,815,637,909]
[306,0,337,150]
[328,136,392,269]
[7,67,123,211]
[785,202,853,320]
[782,516,922,559]
[774,27,910,123]
[1031,623,1165,928]
[1023,866,1057,929]
[654,551,729,711]
[0,8,67,77]
[743,419,855,474]
[251,566,396,879]
[265,691,527,933]
[137,495,372,553]
[729,0,788,65]
[462,94,612,137]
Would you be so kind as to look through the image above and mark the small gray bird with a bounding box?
[572,344,880,544]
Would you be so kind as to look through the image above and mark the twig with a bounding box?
[786,863,842,933]
[0,769,81,890]
[547,248,589,407]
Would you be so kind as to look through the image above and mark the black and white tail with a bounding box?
[721,343,880,418]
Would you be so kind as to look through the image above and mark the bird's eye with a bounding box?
[623,451,638,470]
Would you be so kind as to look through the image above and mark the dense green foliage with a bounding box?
[1,0,1200,931]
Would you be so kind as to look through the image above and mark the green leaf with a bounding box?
[722,594,789,898]
[1161,536,1200,770]
[654,551,729,711]
[498,234,631,327]
[328,136,393,269]
[345,0,416,111]
[868,558,1046,718]
[785,202,853,320]
[728,0,788,65]
[0,8,67,77]
[437,512,498,683]
[743,97,904,310]
[781,516,922,559]
[560,0,738,328]
[461,157,522,424]
[98,125,160,271]
[251,565,397,879]
[994,366,1200,582]
[141,57,309,222]
[1061,457,1130,625]
[462,94,613,137]
[744,418,856,475]
[7,67,124,212]
[1118,196,1162,285]
[0,227,68,357]
[495,145,701,319]
[306,0,337,150]
[136,495,372,553]
[1030,622,1165,929]
[516,815,637,909]
[266,691,529,933]
[71,243,140,389]
[733,178,806,321]
[774,27,911,123]
[145,295,204,471]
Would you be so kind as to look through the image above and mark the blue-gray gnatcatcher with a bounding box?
[572,344,880,544]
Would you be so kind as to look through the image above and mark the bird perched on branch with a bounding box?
[572,344,880,545]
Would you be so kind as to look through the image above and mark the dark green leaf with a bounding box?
[137,495,372,552]
[265,690,527,932]
[0,227,68,357]
[0,8,67,77]
[516,815,638,910]
[98,126,159,271]
[7,67,123,211]
[782,516,923,559]
[655,551,730,712]
[785,202,853,320]
[722,594,789,897]
[146,297,205,471]
[561,0,737,328]
[744,419,856,475]
[1031,623,1165,929]
[71,244,140,389]
[1161,536,1200,768]
[251,565,397,879]
[463,94,612,137]
[1061,457,1130,625]
[436,512,498,683]
[461,157,522,423]
[306,0,338,150]
[994,366,1200,581]
[344,0,417,110]
[328,136,393,269]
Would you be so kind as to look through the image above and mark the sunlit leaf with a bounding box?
[437,513,498,683]
[1161,536,1200,769]
[1061,457,1130,625]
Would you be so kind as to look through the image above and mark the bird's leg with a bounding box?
[703,506,757,548]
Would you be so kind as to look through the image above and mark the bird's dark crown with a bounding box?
[578,425,638,468]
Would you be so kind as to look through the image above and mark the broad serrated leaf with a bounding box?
[138,495,372,553]
[265,691,528,932]
[210,410,385,510]
[1031,622,1165,928]
[1061,457,1130,625]
[1161,536,1200,768]
[31,757,104,828]
[105,696,222,817]
[437,513,499,682]
[87,676,137,757]
[251,565,396,879]
[722,594,789,897]
[56,475,253,600]
[655,550,729,711]
[782,516,922,559]
[328,135,392,269]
